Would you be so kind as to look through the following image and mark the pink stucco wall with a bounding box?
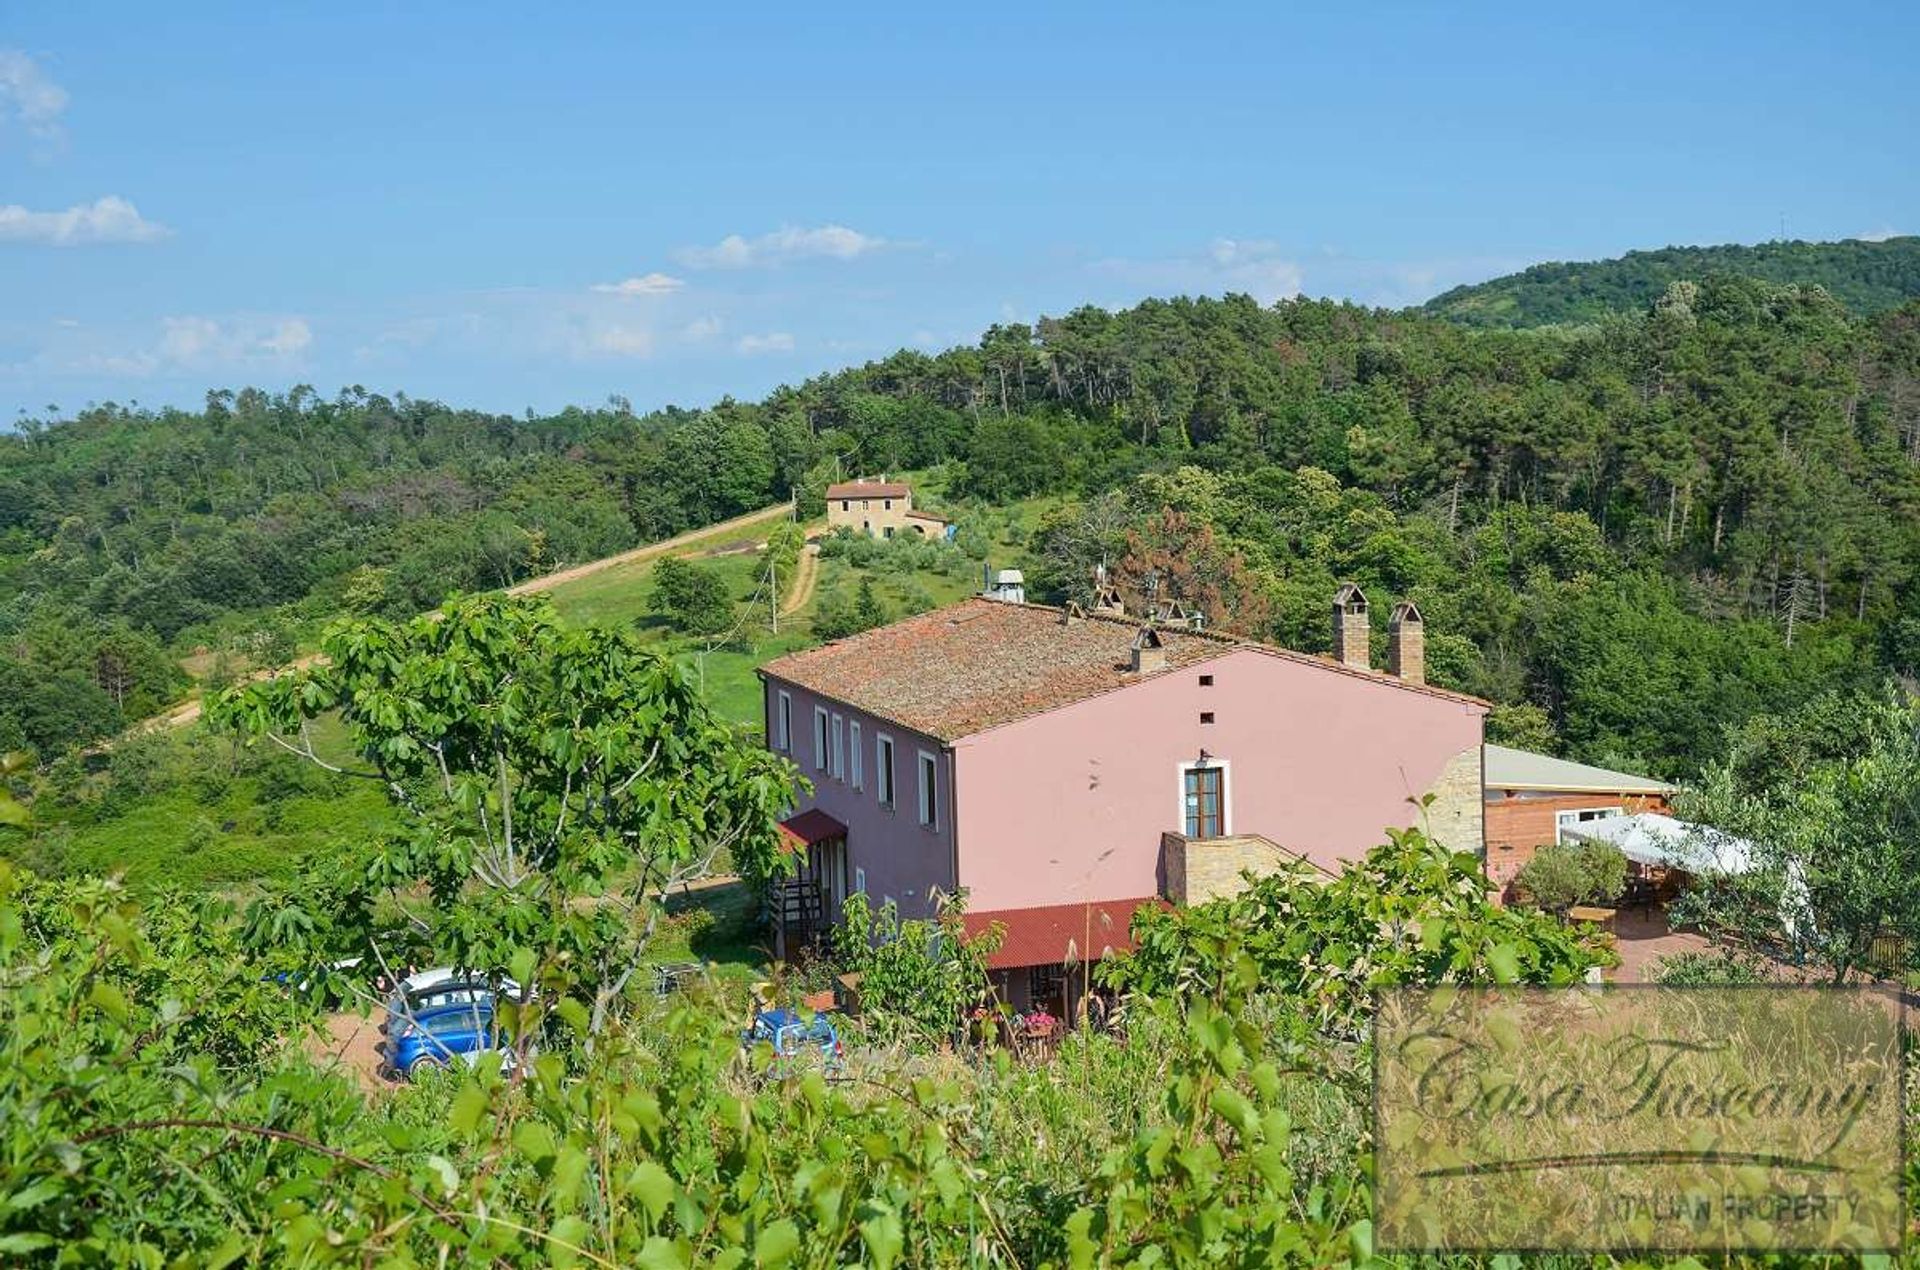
[762,675,955,920]
[950,648,1486,912]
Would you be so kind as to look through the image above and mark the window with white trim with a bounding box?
[850,721,863,789]
[854,867,866,894]
[1183,765,1225,838]
[1555,806,1622,845]
[775,690,792,752]
[917,750,939,829]
[813,707,829,771]
[830,713,845,781]
[876,734,896,809]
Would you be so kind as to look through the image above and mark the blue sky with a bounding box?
[2,2,1913,421]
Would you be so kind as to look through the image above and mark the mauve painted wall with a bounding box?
[762,675,955,919]
[950,648,1485,912]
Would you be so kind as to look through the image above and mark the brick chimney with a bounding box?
[1388,600,1424,685]
[1332,583,1370,670]
[1130,625,1167,674]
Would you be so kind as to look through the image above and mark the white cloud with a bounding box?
[1091,238,1303,305]
[675,224,887,269]
[735,331,795,355]
[0,49,68,141]
[15,313,314,380]
[157,315,313,365]
[260,318,313,356]
[0,196,170,246]
[1853,228,1907,244]
[591,271,684,296]
[581,325,655,358]
[682,315,724,340]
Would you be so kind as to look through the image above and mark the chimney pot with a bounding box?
[1130,625,1167,674]
[1332,583,1370,670]
[1388,600,1425,685]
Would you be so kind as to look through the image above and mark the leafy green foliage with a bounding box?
[0,858,1377,1266]
[1511,840,1629,912]
[1672,698,1920,983]
[209,594,801,1021]
[812,577,889,642]
[1106,827,1606,1036]
[830,891,999,1044]
[647,555,735,635]
[1424,236,1920,327]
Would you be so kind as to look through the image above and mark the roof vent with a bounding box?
[981,564,1026,605]
[1131,625,1167,674]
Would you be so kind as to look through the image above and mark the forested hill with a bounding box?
[3,275,1920,779]
[1423,237,1920,328]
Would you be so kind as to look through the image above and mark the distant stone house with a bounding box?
[824,478,950,539]
[1482,746,1675,895]
[758,586,1486,1017]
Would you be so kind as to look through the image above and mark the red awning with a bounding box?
[777,808,847,852]
[960,898,1163,971]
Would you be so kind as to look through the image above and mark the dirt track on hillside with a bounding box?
[506,502,794,596]
[143,502,799,734]
[780,544,820,618]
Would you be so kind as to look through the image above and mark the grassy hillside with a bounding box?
[1423,236,1920,327]
[5,482,1055,892]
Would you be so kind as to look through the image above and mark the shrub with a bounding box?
[1107,825,1607,1038]
[648,555,735,635]
[830,891,1000,1043]
[1652,949,1768,985]
[1512,839,1629,912]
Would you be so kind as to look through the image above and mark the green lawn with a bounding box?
[646,879,769,981]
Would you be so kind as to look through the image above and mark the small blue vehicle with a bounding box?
[741,1007,844,1075]
[388,999,504,1078]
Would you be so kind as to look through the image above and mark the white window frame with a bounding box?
[1555,806,1622,845]
[917,749,940,830]
[876,733,896,809]
[813,707,829,772]
[830,713,845,781]
[775,690,792,752]
[1177,758,1232,839]
[850,720,863,790]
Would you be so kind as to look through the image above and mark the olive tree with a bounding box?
[210,593,801,1028]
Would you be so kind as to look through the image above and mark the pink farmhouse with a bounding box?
[758,588,1488,1015]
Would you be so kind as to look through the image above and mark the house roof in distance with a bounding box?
[760,597,1485,742]
[826,479,910,499]
[1484,744,1675,795]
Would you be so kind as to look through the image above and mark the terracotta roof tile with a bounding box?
[761,598,1232,740]
[826,480,911,499]
[961,897,1163,970]
[759,597,1485,741]
[777,808,847,851]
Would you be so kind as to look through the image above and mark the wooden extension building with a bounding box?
[1482,743,1675,897]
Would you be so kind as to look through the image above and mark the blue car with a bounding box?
[387,998,505,1078]
[741,1007,844,1075]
